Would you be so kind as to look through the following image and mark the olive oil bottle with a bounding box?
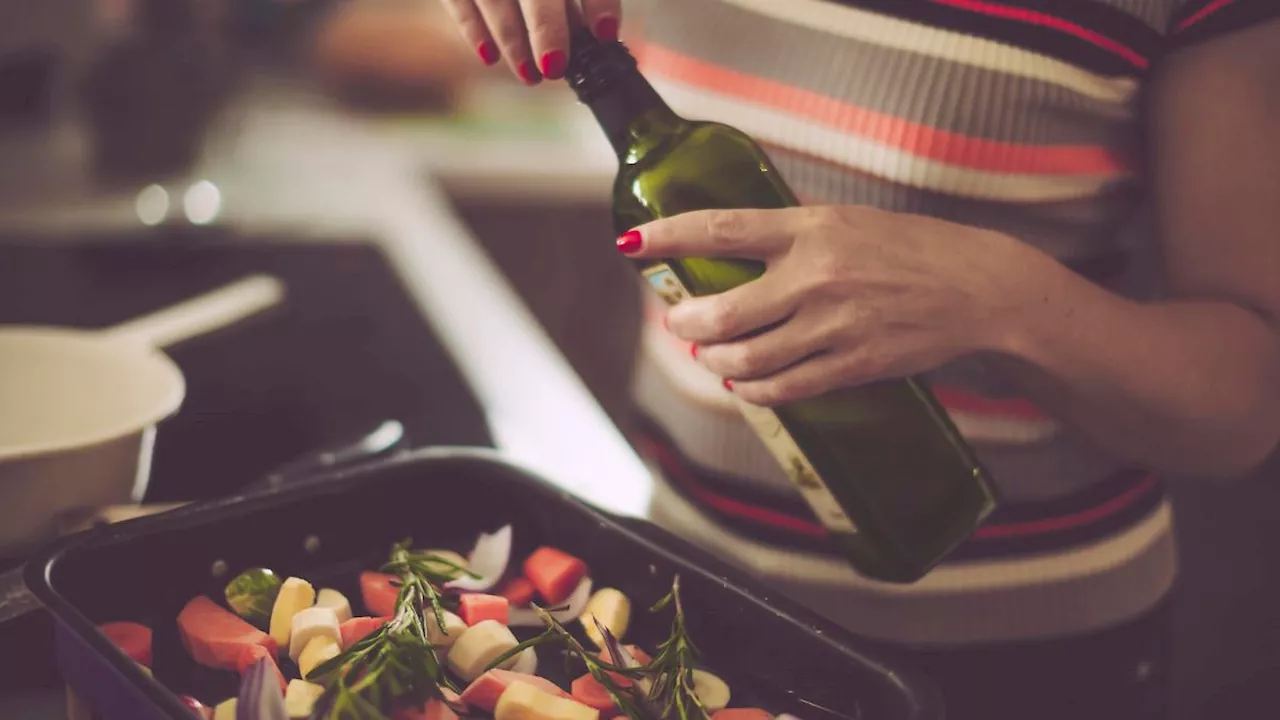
[565,29,997,582]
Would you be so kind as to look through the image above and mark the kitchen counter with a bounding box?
[0,72,650,716]
[0,74,650,518]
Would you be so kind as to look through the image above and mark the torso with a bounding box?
[630,0,1202,504]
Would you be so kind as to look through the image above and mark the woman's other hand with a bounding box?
[439,0,622,84]
[618,206,1041,406]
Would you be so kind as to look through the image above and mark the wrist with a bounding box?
[979,235,1133,367]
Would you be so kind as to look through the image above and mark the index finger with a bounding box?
[617,208,796,261]
[519,0,569,79]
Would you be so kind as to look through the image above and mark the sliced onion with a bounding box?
[236,657,287,720]
[512,646,539,675]
[508,577,594,626]
[446,524,513,592]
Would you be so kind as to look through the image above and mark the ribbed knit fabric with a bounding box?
[624,0,1278,644]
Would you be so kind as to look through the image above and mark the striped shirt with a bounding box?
[626,0,1279,644]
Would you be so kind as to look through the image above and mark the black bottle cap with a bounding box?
[565,26,639,102]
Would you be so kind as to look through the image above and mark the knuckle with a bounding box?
[847,351,888,382]
[726,343,759,377]
[804,205,842,232]
[524,7,561,36]
[703,210,748,247]
[750,380,791,407]
[705,296,739,337]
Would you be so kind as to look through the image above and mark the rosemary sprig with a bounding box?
[483,575,708,720]
[643,576,710,720]
[306,541,476,719]
[484,607,653,720]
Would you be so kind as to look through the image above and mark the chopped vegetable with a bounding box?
[359,571,399,617]
[523,547,589,605]
[284,679,325,719]
[422,549,470,575]
[237,645,288,694]
[338,616,391,649]
[498,577,537,607]
[99,621,153,667]
[287,607,341,662]
[596,645,654,687]
[459,593,510,626]
[459,669,571,713]
[495,680,600,720]
[224,568,283,628]
[178,596,278,670]
[571,674,620,715]
[447,619,521,681]
[426,610,468,647]
[484,608,649,720]
[512,646,539,675]
[509,577,593,627]
[237,655,288,720]
[315,588,353,624]
[298,636,341,679]
[306,543,466,719]
[579,589,631,649]
[446,525,513,592]
[268,578,316,651]
[690,670,730,713]
[711,710,771,720]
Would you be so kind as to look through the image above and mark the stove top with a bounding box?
[0,229,494,712]
[0,229,493,501]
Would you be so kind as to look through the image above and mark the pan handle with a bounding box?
[241,419,408,494]
[101,274,285,349]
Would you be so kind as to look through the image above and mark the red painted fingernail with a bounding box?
[722,378,734,391]
[477,41,498,65]
[616,230,642,254]
[595,16,619,41]
[539,50,566,79]
[690,344,699,359]
[517,60,541,85]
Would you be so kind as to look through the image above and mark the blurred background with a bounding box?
[0,1,1276,718]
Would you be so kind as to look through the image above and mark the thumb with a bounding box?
[616,208,795,261]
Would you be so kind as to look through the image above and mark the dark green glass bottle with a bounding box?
[565,29,998,583]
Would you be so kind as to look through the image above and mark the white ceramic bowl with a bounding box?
[0,327,185,553]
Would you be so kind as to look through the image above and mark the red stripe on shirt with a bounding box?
[927,0,1150,69]
[640,44,1131,176]
[639,429,1160,542]
[932,386,1050,421]
[1175,0,1236,32]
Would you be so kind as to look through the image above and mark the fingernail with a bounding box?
[539,50,566,79]
[477,41,498,65]
[690,344,699,359]
[722,378,734,391]
[616,230,642,254]
[517,60,541,85]
[595,16,619,41]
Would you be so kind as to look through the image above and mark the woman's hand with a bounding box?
[438,0,621,84]
[619,206,1038,406]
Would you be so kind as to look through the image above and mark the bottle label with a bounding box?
[641,263,858,535]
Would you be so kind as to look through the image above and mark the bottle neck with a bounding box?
[564,29,686,164]
[583,73,685,163]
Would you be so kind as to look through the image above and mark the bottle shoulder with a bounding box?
[613,118,795,221]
